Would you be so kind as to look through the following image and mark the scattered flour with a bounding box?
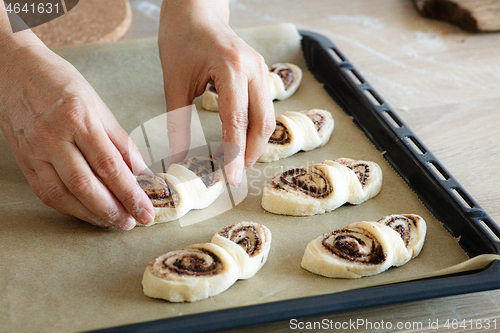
[328,15,385,30]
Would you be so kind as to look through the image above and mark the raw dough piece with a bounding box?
[261,158,382,216]
[323,158,383,204]
[261,162,350,216]
[137,156,225,225]
[211,222,272,279]
[376,214,427,259]
[301,221,412,279]
[201,85,219,112]
[202,63,303,112]
[258,109,334,162]
[142,243,238,302]
[268,63,303,100]
[136,173,189,225]
[142,221,272,302]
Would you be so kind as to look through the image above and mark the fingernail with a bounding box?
[119,216,137,231]
[232,169,243,187]
[136,208,155,226]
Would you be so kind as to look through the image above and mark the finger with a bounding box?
[16,158,117,229]
[48,140,142,228]
[105,118,154,177]
[74,127,155,226]
[34,160,125,229]
[166,105,192,165]
[245,72,275,169]
[216,73,249,187]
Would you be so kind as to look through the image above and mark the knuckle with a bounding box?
[104,204,123,223]
[119,188,141,212]
[37,189,53,207]
[67,172,94,196]
[224,48,244,72]
[254,53,268,72]
[95,154,121,180]
[58,96,89,127]
[44,183,67,206]
[225,112,248,131]
[39,192,53,207]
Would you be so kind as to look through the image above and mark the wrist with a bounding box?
[160,0,230,29]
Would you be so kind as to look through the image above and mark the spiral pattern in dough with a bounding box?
[262,159,382,216]
[137,175,179,208]
[321,227,386,265]
[277,167,332,199]
[152,248,224,278]
[178,156,223,189]
[269,63,295,90]
[376,214,427,258]
[258,109,334,163]
[269,121,291,145]
[142,243,238,302]
[212,222,272,279]
[136,155,226,225]
[301,221,412,279]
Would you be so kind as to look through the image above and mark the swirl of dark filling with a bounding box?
[377,215,418,248]
[301,110,325,132]
[322,228,386,264]
[273,167,332,198]
[219,224,262,257]
[337,160,370,188]
[179,156,222,188]
[154,248,223,277]
[269,121,291,145]
[269,64,294,90]
[137,175,179,208]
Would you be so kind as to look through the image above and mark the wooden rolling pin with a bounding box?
[414,0,500,32]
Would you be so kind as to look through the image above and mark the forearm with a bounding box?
[160,0,230,28]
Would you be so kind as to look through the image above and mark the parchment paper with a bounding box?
[0,24,495,332]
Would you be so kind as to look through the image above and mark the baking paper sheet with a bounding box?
[0,24,495,332]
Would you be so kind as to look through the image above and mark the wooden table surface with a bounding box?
[130,0,500,331]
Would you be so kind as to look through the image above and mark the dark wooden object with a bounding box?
[414,0,500,32]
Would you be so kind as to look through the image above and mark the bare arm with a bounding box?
[0,4,155,229]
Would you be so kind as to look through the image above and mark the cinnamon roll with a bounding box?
[376,214,427,259]
[167,155,225,210]
[136,173,190,224]
[261,163,350,216]
[268,63,303,101]
[258,109,334,163]
[301,221,411,279]
[262,158,382,216]
[136,156,226,225]
[323,158,383,205]
[211,222,272,279]
[142,243,238,302]
[201,63,302,112]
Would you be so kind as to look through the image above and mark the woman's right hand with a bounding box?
[0,34,155,229]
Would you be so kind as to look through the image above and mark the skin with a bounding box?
[160,0,275,185]
[0,0,275,229]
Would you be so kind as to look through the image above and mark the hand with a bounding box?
[0,35,155,229]
[158,0,276,186]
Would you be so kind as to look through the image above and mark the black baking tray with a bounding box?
[91,30,500,333]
